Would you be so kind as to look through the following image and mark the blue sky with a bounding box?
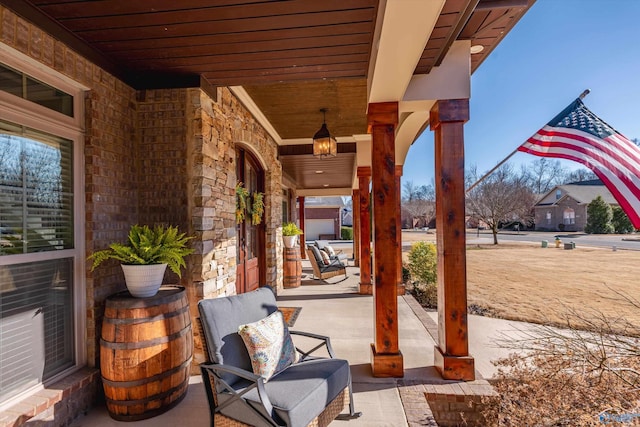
[403,0,640,186]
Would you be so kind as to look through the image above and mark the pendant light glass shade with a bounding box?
[312,109,337,158]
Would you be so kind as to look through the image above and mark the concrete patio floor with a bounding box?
[69,259,537,427]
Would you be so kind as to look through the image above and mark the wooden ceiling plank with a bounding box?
[74,9,376,42]
[198,62,367,80]
[94,22,373,52]
[145,54,370,74]
[111,33,373,61]
[123,44,369,68]
[202,70,366,86]
[35,0,278,17]
[41,0,376,25]
[459,11,490,38]
[165,63,369,81]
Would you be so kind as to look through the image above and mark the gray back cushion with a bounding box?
[308,245,325,266]
[198,287,278,384]
[314,240,329,250]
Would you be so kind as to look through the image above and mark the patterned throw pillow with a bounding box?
[238,311,297,381]
[323,245,336,257]
[319,250,331,265]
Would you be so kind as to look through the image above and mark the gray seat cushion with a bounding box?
[198,287,278,385]
[221,358,350,427]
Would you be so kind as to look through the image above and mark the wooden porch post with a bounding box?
[298,196,306,259]
[396,165,405,296]
[431,99,475,381]
[369,102,403,377]
[357,167,372,295]
[352,189,360,267]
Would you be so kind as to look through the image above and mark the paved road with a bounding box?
[468,230,640,250]
[400,228,640,251]
[314,230,640,253]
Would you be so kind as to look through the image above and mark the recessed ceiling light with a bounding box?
[470,44,484,54]
[323,184,329,187]
[315,170,324,174]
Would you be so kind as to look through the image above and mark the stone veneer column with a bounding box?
[187,87,283,305]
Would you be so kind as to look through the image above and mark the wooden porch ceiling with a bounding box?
[6,0,534,192]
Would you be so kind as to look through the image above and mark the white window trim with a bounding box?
[0,44,86,409]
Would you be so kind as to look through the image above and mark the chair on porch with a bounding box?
[197,287,361,427]
[306,245,347,281]
[314,240,348,262]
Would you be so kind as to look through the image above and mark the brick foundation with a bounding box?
[0,369,99,427]
[401,295,500,426]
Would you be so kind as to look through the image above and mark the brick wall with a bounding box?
[0,4,141,370]
[0,3,285,421]
[137,89,190,230]
[535,198,586,232]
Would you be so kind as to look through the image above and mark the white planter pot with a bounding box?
[121,263,168,298]
[283,235,297,248]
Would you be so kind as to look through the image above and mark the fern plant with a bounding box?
[89,225,194,277]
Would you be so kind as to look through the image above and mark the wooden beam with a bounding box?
[353,189,361,267]
[431,99,475,381]
[357,167,372,294]
[369,102,403,377]
[396,165,405,296]
[298,196,306,259]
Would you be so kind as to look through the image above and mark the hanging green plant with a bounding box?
[235,182,249,224]
[250,192,264,225]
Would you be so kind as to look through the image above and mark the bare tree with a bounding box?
[563,167,598,184]
[522,158,567,194]
[402,180,435,228]
[466,164,536,244]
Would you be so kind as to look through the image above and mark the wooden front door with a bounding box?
[236,148,265,294]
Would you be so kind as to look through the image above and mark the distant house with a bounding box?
[534,179,617,231]
[302,197,348,240]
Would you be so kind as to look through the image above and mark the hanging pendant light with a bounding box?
[312,108,337,158]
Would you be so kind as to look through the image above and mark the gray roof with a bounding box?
[539,184,618,206]
[555,184,617,205]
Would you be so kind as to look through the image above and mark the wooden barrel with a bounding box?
[283,247,302,288]
[100,285,193,421]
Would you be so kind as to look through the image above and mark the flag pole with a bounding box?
[465,89,591,193]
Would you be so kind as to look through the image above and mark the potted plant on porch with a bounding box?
[89,224,194,297]
[282,222,303,248]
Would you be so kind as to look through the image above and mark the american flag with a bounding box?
[518,98,640,228]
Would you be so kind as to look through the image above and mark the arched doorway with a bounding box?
[236,147,266,294]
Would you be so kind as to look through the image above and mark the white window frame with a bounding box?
[0,42,86,409]
[563,208,575,225]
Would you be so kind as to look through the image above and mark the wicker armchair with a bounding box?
[197,287,360,427]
